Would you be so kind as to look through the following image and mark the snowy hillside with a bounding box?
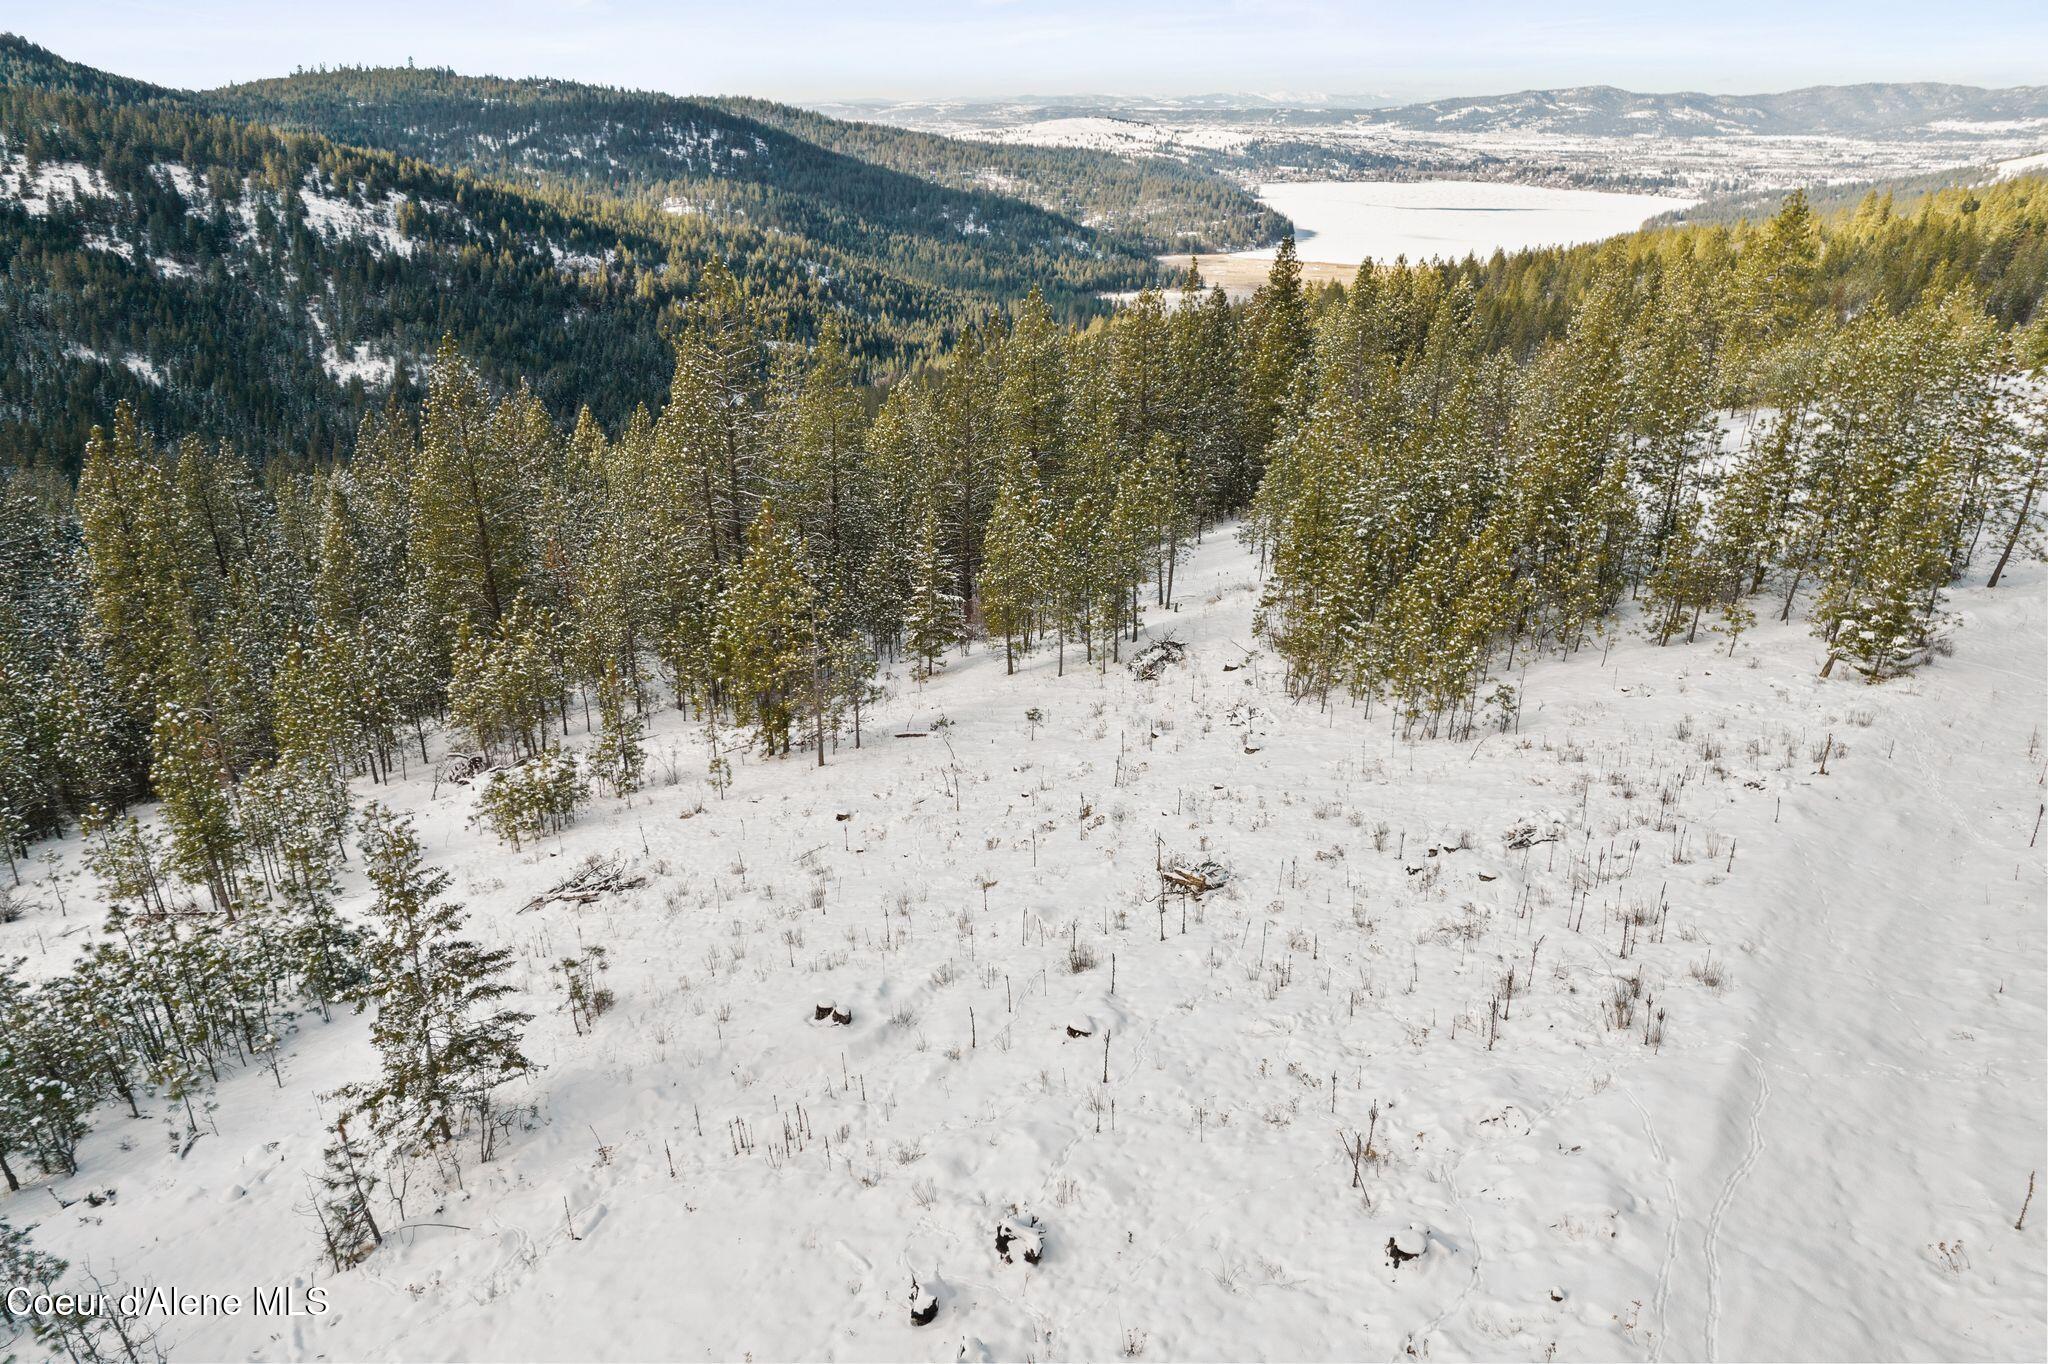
[4,526,2043,1361]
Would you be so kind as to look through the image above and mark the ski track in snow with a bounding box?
[3,528,2044,1361]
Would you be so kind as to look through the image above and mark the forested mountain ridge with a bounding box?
[704,95,1287,248]
[203,66,1173,299]
[0,33,173,106]
[0,72,992,468]
[207,69,1285,255]
[0,35,1219,469]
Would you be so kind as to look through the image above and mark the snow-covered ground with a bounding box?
[1231,180,1696,265]
[5,530,2044,1361]
[1995,150,2048,181]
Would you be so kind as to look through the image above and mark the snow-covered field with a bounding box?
[1230,180,1696,265]
[5,530,2045,1361]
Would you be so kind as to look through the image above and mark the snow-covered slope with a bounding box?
[5,530,2044,1361]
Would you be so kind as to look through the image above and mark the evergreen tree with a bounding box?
[149,672,245,915]
[998,288,1071,478]
[717,504,817,756]
[1243,235,1313,482]
[1735,189,1823,353]
[771,319,873,604]
[2,1214,76,1356]
[587,661,646,800]
[1985,382,2048,588]
[1641,498,1717,646]
[0,961,91,1189]
[340,804,533,1163]
[979,458,1049,674]
[1816,444,1959,681]
[409,344,549,639]
[447,595,565,763]
[902,502,965,682]
[74,405,193,727]
[473,749,587,848]
[313,1117,384,1272]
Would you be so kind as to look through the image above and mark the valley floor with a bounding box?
[5,529,2044,1361]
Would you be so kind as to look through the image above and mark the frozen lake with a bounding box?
[1234,179,1698,266]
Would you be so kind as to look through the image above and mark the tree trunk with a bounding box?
[1988,478,2040,588]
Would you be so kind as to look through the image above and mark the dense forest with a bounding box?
[1,78,2046,1349]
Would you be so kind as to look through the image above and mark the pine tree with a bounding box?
[1816,444,1959,681]
[1641,498,1715,645]
[717,503,817,756]
[933,327,1003,605]
[1985,383,2047,588]
[472,749,586,848]
[1735,190,1823,353]
[0,661,44,883]
[902,502,965,682]
[587,661,646,800]
[1243,235,1313,482]
[979,458,1049,674]
[43,648,127,821]
[149,669,245,915]
[0,961,91,1189]
[74,404,193,727]
[676,260,769,566]
[1100,454,1156,654]
[313,1117,383,1272]
[1184,278,1250,512]
[409,343,550,639]
[341,805,533,1163]
[800,623,880,766]
[771,319,873,604]
[998,288,1070,478]
[1256,413,1361,701]
[448,594,565,763]
[2,1214,75,1355]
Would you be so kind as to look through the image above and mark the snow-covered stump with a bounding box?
[995,1212,1045,1266]
[1385,1225,1429,1269]
[908,1276,938,1327]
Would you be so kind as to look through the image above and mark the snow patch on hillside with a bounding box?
[0,156,111,215]
[61,342,164,385]
[306,308,396,388]
[295,179,416,257]
[82,231,134,261]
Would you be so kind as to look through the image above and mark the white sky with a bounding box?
[8,1,2046,103]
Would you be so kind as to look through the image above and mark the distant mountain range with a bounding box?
[1347,83,2048,139]
[848,82,2048,141]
